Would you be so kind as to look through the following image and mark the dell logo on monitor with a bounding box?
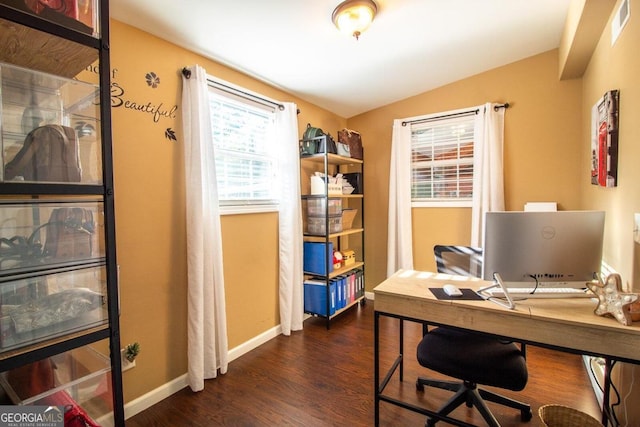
[541,226,556,240]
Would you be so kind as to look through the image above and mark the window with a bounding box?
[208,79,279,213]
[410,111,476,207]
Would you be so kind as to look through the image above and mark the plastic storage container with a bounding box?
[0,62,103,185]
[0,0,100,37]
[307,215,342,235]
[0,265,108,353]
[307,198,342,216]
[0,341,113,425]
[0,200,105,274]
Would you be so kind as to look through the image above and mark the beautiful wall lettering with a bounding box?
[85,65,179,142]
[110,82,178,123]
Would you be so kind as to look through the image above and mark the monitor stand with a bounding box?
[477,273,516,310]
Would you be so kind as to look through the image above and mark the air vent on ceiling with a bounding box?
[611,0,630,45]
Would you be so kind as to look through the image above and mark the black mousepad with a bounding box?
[430,288,484,301]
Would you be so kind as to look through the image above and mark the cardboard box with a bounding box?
[341,209,357,230]
[342,249,355,266]
[311,176,342,196]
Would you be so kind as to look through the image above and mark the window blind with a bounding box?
[411,114,475,203]
[208,82,278,207]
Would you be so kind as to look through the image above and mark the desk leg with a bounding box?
[601,358,612,426]
[399,319,404,382]
[373,313,475,427]
[374,314,405,425]
[374,311,380,427]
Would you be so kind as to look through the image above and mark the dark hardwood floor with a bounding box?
[127,301,601,426]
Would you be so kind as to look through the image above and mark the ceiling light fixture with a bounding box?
[332,0,378,40]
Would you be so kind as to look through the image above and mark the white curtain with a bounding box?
[471,103,506,247]
[181,65,228,392]
[387,119,414,276]
[276,103,303,335]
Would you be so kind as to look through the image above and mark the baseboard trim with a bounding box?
[124,374,189,420]
[124,324,283,420]
[365,290,374,300]
[228,324,282,361]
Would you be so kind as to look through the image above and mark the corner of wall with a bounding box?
[558,0,616,80]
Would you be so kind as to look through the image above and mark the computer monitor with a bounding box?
[482,210,605,288]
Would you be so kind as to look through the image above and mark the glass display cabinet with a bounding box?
[0,0,123,425]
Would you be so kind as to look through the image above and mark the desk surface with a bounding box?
[374,270,640,363]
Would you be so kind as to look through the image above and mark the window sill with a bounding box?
[412,200,472,208]
[220,204,279,215]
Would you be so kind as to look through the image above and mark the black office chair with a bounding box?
[415,245,532,427]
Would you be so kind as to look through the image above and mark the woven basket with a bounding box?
[538,405,601,427]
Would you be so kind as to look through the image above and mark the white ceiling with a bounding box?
[109,0,572,118]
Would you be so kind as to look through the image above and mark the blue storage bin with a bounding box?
[304,279,336,316]
[303,242,333,275]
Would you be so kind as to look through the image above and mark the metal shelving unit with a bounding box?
[301,137,365,329]
[0,1,123,424]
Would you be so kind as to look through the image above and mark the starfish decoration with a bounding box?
[587,273,639,326]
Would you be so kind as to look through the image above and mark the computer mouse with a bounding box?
[443,284,463,297]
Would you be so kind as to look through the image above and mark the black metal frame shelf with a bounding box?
[301,135,365,329]
[0,1,123,424]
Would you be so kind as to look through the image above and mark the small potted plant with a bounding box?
[124,342,140,363]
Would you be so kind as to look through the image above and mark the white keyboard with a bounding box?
[486,287,593,299]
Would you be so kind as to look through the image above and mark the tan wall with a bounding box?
[111,0,640,407]
[107,20,345,403]
[580,0,640,292]
[580,2,640,419]
[348,50,582,290]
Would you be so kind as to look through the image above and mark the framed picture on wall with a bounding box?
[591,90,619,187]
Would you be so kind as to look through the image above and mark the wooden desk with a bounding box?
[373,270,640,426]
